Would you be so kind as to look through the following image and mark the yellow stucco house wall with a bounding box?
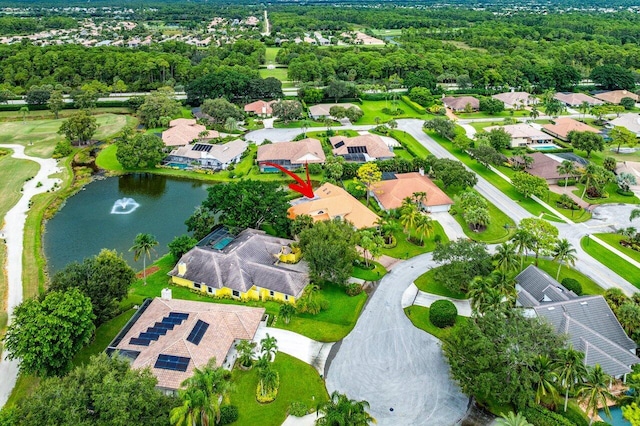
[170,275,296,304]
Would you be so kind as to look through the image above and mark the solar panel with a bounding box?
[130,337,151,346]
[155,354,190,372]
[154,321,175,330]
[186,320,210,345]
[168,312,189,320]
[140,332,161,341]
[347,146,367,154]
[147,326,168,335]
[162,317,184,325]
[193,143,213,152]
[334,141,345,148]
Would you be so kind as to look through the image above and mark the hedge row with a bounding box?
[0,100,131,111]
[521,406,576,426]
[401,95,427,114]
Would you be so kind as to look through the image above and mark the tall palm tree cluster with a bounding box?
[256,334,279,401]
[316,391,376,426]
[398,197,434,246]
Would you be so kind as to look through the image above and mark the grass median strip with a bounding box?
[580,236,640,289]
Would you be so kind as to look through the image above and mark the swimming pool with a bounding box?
[165,162,190,169]
[599,406,631,425]
[530,143,562,151]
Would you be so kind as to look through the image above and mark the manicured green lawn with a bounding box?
[0,113,134,158]
[425,129,562,221]
[521,257,605,295]
[545,190,591,223]
[0,152,40,223]
[394,147,413,160]
[594,233,640,263]
[414,268,468,299]
[380,220,448,259]
[121,255,365,342]
[265,47,280,64]
[450,191,516,244]
[229,352,328,426]
[404,305,468,340]
[72,309,136,366]
[95,143,124,172]
[352,260,387,281]
[389,129,431,158]
[274,282,367,342]
[357,100,426,125]
[306,129,359,139]
[4,374,40,408]
[572,182,640,205]
[259,68,289,81]
[455,110,530,119]
[580,236,640,289]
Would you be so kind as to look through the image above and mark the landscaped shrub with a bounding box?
[288,402,309,417]
[381,107,405,116]
[561,278,583,296]
[344,180,366,198]
[218,405,239,425]
[555,404,589,426]
[617,188,635,197]
[346,283,363,296]
[256,372,279,403]
[52,140,73,158]
[522,406,575,426]
[556,194,580,210]
[429,300,457,328]
[586,186,603,199]
[402,95,427,114]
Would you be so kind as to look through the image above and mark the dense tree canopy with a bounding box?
[432,239,493,293]
[4,288,95,377]
[116,133,166,169]
[58,110,97,145]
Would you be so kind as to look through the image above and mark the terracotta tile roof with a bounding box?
[554,92,604,107]
[162,122,220,147]
[485,123,553,141]
[492,91,534,106]
[594,90,639,105]
[308,103,360,118]
[542,118,599,140]
[169,139,248,163]
[169,229,309,298]
[329,134,395,160]
[169,118,197,127]
[288,182,380,229]
[257,138,325,165]
[114,298,264,390]
[372,173,453,211]
[244,100,275,115]
[442,96,480,110]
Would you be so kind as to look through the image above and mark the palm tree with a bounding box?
[578,364,614,425]
[579,101,590,121]
[198,129,210,143]
[557,161,577,188]
[224,117,237,132]
[630,208,640,222]
[553,238,577,280]
[496,411,533,426]
[316,391,376,426]
[236,340,255,368]
[494,242,519,273]
[374,116,381,126]
[399,201,419,236]
[531,354,559,405]
[414,215,434,245]
[258,363,279,397]
[553,346,587,412]
[580,163,599,200]
[278,303,295,325]
[529,105,539,120]
[411,191,428,210]
[301,119,311,138]
[260,334,278,362]
[511,228,533,270]
[19,106,29,122]
[467,277,506,315]
[173,358,232,426]
[130,233,158,285]
[490,270,517,303]
[170,386,205,426]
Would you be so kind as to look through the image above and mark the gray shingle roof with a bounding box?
[515,265,578,307]
[168,229,309,298]
[516,266,639,377]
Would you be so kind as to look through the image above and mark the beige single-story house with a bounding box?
[372,172,454,213]
[610,113,640,137]
[165,139,248,170]
[329,134,395,162]
[492,92,536,109]
[542,118,599,141]
[553,92,604,107]
[308,103,361,120]
[442,96,480,112]
[257,138,326,172]
[162,120,220,147]
[594,90,639,105]
[288,182,380,229]
[484,123,554,148]
[107,295,265,392]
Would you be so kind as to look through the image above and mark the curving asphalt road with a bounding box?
[325,253,468,426]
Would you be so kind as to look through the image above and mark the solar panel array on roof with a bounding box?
[155,354,190,372]
[186,320,210,345]
[192,143,213,152]
[129,312,189,346]
[347,146,368,154]
[334,141,345,148]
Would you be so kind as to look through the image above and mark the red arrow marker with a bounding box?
[263,162,315,198]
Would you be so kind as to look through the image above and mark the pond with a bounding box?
[44,173,211,273]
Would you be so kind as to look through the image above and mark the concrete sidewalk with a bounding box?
[589,235,640,270]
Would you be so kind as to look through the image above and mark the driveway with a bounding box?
[254,327,333,375]
[326,253,468,426]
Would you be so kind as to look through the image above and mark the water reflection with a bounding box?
[118,173,167,198]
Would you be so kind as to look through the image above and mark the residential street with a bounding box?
[325,253,469,426]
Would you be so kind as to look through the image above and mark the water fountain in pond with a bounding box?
[110,198,140,215]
